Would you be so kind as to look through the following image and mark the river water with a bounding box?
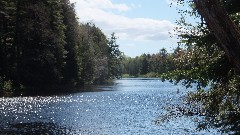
[0,78,221,134]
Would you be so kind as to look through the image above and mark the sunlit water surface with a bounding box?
[0,78,221,134]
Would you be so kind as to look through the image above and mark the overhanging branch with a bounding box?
[193,0,240,71]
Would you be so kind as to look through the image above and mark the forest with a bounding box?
[0,0,122,96]
[1,0,240,133]
[121,48,181,78]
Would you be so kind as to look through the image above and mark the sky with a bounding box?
[69,0,182,57]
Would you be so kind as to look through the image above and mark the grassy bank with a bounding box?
[121,72,160,78]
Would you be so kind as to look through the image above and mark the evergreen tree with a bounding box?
[62,0,82,86]
[17,0,66,88]
[0,0,123,95]
[107,33,123,79]
[0,0,17,80]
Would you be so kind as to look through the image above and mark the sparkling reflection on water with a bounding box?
[0,78,220,134]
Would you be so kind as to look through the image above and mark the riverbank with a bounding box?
[121,72,160,78]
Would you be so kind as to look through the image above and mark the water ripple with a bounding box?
[0,79,221,134]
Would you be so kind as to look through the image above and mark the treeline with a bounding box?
[121,48,183,77]
[0,0,122,96]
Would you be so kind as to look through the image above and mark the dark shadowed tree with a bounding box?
[193,0,240,71]
[17,0,66,89]
[161,0,240,133]
[62,0,82,86]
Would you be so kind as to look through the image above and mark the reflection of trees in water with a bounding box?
[0,122,74,134]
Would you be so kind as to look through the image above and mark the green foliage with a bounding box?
[15,0,67,87]
[121,74,134,78]
[79,25,121,84]
[163,0,240,133]
[0,0,17,82]
[0,0,122,95]
[62,0,82,86]
[0,76,13,97]
[141,72,159,78]
[107,33,123,79]
[185,76,240,133]
[121,49,176,77]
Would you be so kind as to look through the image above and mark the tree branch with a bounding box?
[193,0,240,71]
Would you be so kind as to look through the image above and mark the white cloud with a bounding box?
[71,0,130,12]
[113,18,174,41]
[70,0,175,42]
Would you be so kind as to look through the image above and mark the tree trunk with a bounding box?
[193,0,240,71]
